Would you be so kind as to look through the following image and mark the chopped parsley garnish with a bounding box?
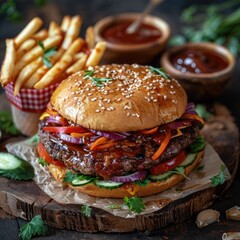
[123,196,145,214]
[38,40,56,68]
[19,215,47,240]
[107,196,145,214]
[38,158,49,167]
[81,205,92,217]
[83,69,112,87]
[63,171,78,183]
[169,167,190,180]
[210,164,226,186]
[150,67,172,79]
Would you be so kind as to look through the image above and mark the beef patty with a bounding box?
[39,121,202,179]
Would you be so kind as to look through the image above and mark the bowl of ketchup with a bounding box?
[160,42,235,101]
[94,13,170,64]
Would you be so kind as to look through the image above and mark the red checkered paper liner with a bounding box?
[5,82,58,113]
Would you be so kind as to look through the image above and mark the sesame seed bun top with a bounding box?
[50,64,187,132]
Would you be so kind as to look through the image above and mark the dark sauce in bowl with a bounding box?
[170,48,228,74]
[101,20,162,44]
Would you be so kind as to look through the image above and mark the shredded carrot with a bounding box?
[71,132,93,138]
[141,126,158,135]
[94,140,116,150]
[90,137,108,150]
[152,129,171,161]
[181,113,205,125]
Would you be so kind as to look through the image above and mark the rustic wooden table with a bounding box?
[0,0,240,239]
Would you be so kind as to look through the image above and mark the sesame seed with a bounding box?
[127,112,131,116]
[153,99,158,102]
[163,95,167,100]
[95,109,100,113]
[91,97,97,102]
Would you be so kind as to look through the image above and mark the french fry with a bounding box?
[73,52,85,61]
[15,39,36,62]
[24,48,65,88]
[85,26,95,49]
[49,22,62,37]
[66,53,87,74]
[35,38,84,89]
[61,15,71,32]
[33,29,48,41]
[0,39,16,87]
[61,15,82,49]
[13,35,62,80]
[86,41,106,67]
[14,17,43,49]
[14,57,42,95]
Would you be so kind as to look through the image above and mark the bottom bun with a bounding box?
[48,150,204,198]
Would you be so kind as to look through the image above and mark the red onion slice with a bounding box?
[46,116,68,126]
[58,133,84,144]
[167,120,191,130]
[185,102,197,115]
[90,129,130,140]
[111,171,146,183]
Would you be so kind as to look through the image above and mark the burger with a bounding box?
[38,64,205,198]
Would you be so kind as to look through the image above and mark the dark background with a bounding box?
[0,1,239,239]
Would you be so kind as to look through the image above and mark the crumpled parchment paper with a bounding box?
[6,140,231,218]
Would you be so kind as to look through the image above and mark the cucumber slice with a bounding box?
[149,171,174,182]
[188,136,205,153]
[71,177,93,186]
[179,153,197,167]
[0,153,34,180]
[94,180,123,190]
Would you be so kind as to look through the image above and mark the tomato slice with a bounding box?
[43,126,87,134]
[150,150,186,175]
[38,143,65,167]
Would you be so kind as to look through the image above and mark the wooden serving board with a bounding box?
[0,100,239,233]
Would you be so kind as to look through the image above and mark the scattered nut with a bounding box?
[195,209,220,228]
[222,232,240,240]
[226,206,240,221]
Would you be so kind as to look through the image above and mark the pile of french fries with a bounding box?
[0,16,106,96]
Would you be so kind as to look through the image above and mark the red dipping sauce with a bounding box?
[170,48,228,74]
[101,20,162,44]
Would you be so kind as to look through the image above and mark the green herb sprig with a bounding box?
[124,196,145,214]
[0,111,19,135]
[108,196,145,214]
[150,67,172,79]
[19,215,47,240]
[83,70,112,87]
[38,158,49,167]
[210,164,226,186]
[81,205,92,217]
[38,41,56,68]
[169,167,190,180]
[170,0,240,56]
